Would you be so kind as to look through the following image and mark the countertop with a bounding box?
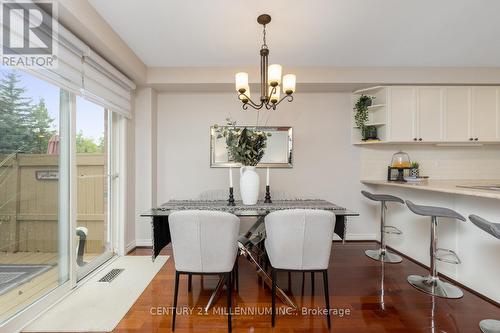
[361,179,500,200]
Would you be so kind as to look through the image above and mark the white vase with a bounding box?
[240,166,260,205]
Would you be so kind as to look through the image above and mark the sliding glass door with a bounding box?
[75,97,114,280]
[0,65,70,324]
[0,65,120,328]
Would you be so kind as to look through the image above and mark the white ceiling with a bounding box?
[88,0,500,68]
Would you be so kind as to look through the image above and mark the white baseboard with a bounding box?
[135,238,153,247]
[133,234,377,248]
[125,240,136,253]
[345,233,377,241]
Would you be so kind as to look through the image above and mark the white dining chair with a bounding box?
[169,210,240,332]
[264,209,336,328]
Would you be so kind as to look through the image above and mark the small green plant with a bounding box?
[411,161,420,169]
[354,95,375,131]
[214,118,270,166]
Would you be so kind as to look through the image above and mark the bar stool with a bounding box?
[406,201,465,299]
[361,191,404,263]
[469,214,500,333]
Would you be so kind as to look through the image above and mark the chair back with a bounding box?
[169,210,240,273]
[264,209,336,270]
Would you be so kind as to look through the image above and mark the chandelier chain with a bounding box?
[262,24,267,49]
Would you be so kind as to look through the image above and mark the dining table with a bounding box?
[141,199,359,311]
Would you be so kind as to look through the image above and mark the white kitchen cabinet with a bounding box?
[443,87,471,142]
[417,87,443,142]
[353,85,500,145]
[471,87,498,142]
[388,87,416,142]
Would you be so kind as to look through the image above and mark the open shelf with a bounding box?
[353,122,386,129]
[353,86,385,95]
[367,104,386,110]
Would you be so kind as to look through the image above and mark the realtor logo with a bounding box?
[1,0,58,68]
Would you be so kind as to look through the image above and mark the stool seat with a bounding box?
[470,215,500,239]
[405,201,464,299]
[406,201,466,221]
[361,191,404,264]
[361,191,404,203]
[469,215,500,333]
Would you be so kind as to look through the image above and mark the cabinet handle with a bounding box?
[469,138,474,141]
[419,138,423,141]
[474,138,479,141]
[413,138,417,141]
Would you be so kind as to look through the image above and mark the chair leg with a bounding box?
[311,272,315,293]
[226,272,232,332]
[323,270,331,329]
[188,273,192,292]
[272,268,276,327]
[172,271,180,331]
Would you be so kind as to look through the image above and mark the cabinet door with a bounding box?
[444,87,471,141]
[417,87,443,141]
[471,87,498,141]
[388,87,416,142]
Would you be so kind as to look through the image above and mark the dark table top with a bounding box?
[140,199,359,217]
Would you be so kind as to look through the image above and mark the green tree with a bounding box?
[0,71,33,153]
[29,98,55,153]
[76,131,103,153]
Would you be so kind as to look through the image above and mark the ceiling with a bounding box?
[88,0,500,68]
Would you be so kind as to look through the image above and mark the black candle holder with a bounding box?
[228,187,236,206]
[264,185,272,204]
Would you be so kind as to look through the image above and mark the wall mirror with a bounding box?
[210,126,293,168]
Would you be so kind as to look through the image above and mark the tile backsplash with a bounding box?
[360,144,500,180]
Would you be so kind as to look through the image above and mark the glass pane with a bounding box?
[75,97,112,279]
[0,65,69,323]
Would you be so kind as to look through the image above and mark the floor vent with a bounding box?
[98,268,124,282]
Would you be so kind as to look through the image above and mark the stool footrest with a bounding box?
[435,248,461,264]
[384,225,403,235]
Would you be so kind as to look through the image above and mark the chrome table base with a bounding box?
[365,249,402,263]
[203,217,297,312]
[480,319,500,333]
[407,275,463,299]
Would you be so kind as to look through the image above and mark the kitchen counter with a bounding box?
[361,179,500,200]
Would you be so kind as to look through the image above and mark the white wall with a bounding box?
[149,91,374,240]
[134,87,158,247]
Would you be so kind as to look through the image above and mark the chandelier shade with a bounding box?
[234,14,296,111]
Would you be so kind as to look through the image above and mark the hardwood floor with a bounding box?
[115,242,499,332]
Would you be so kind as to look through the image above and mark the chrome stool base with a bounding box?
[365,249,402,263]
[480,319,500,333]
[407,274,463,299]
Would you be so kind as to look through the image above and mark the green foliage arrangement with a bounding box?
[410,161,420,169]
[214,119,270,166]
[354,94,375,131]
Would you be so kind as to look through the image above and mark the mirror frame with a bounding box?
[210,126,293,168]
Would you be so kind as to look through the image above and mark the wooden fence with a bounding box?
[0,154,106,254]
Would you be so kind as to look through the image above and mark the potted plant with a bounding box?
[410,161,420,178]
[215,119,270,205]
[362,125,378,141]
[354,95,376,141]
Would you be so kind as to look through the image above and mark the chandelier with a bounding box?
[235,14,296,110]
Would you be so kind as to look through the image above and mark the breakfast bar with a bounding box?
[362,178,500,304]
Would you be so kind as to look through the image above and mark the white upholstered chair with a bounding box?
[264,209,336,328]
[169,210,240,332]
